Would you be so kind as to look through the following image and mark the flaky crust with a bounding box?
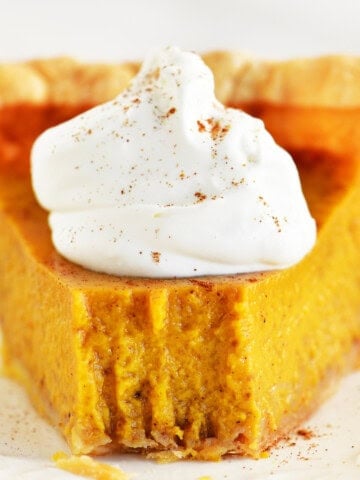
[0,57,139,106]
[205,52,360,107]
[0,52,359,107]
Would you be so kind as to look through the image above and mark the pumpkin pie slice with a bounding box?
[0,53,359,460]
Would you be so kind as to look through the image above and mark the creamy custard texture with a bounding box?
[31,47,316,277]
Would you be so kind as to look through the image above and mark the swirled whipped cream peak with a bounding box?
[31,46,316,278]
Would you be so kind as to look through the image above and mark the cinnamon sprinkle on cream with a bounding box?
[151,251,161,263]
[194,191,207,202]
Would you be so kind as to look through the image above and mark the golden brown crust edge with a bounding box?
[0,57,139,106]
[204,52,360,107]
[0,51,359,107]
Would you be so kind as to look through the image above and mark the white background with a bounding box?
[0,0,359,61]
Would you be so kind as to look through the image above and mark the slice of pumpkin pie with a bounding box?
[0,48,359,460]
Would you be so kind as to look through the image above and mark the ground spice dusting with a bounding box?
[296,428,314,440]
[232,178,245,187]
[197,120,206,132]
[272,215,282,232]
[258,195,268,206]
[196,118,230,140]
[207,118,230,140]
[151,251,161,263]
[190,279,213,291]
[194,191,207,202]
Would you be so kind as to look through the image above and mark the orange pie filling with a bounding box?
[0,78,359,459]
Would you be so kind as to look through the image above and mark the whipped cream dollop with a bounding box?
[31,47,316,278]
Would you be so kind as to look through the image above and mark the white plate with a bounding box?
[0,372,359,479]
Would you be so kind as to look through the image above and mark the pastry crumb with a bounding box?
[52,451,129,480]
